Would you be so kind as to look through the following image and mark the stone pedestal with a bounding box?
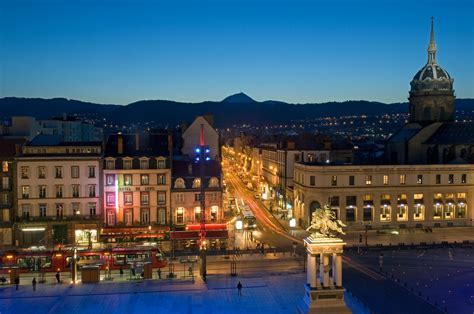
[298,235,351,314]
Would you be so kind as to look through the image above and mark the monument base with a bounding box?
[297,284,351,314]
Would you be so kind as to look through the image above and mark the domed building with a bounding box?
[386,19,474,165]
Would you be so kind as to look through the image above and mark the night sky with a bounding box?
[1,0,473,105]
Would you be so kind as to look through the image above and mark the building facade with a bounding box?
[102,133,171,242]
[294,164,472,230]
[15,141,102,247]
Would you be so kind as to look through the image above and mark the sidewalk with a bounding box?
[0,272,367,314]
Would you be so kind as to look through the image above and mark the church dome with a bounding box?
[410,18,453,93]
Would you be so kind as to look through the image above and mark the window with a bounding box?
[174,178,185,189]
[140,160,149,169]
[448,174,454,184]
[72,203,81,215]
[363,206,373,222]
[2,193,9,205]
[175,193,184,203]
[38,166,46,179]
[211,206,218,221]
[141,208,150,224]
[141,174,149,185]
[310,176,315,186]
[21,166,29,179]
[55,167,63,178]
[417,175,423,184]
[157,192,166,205]
[345,207,355,222]
[22,186,30,199]
[380,204,391,222]
[383,175,389,185]
[194,207,201,221]
[2,177,9,189]
[349,176,354,186]
[157,159,166,169]
[56,203,64,217]
[456,203,466,218]
[209,177,219,188]
[88,166,96,178]
[397,196,408,221]
[89,185,96,197]
[89,203,96,216]
[330,196,339,207]
[176,208,184,224]
[140,192,149,205]
[106,174,115,186]
[158,174,166,185]
[124,192,133,205]
[399,174,406,185]
[210,192,217,202]
[124,160,132,170]
[39,204,47,217]
[414,193,424,220]
[195,194,201,202]
[106,192,116,206]
[39,185,47,198]
[56,185,63,198]
[331,176,337,186]
[124,174,133,186]
[461,174,467,184]
[157,208,166,224]
[71,166,79,178]
[346,196,357,206]
[72,185,80,198]
[22,204,31,218]
[2,161,8,172]
[107,210,116,226]
[457,192,466,201]
[106,160,115,170]
[124,209,132,226]
[365,175,372,185]
[436,174,441,184]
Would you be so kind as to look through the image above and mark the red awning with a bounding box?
[170,230,228,240]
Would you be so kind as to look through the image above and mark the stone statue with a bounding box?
[306,204,346,237]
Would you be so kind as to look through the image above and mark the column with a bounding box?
[319,253,324,287]
[330,253,336,288]
[323,254,330,287]
[335,254,342,287]
[307,254,318,288]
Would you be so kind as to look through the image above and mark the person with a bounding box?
[55,272,60,284]
[119,266,124,277]
[202,270,207,283]
[157,268,162,279]
[237,281,242,296]
[32,277,37,291]
[188,266,193,276]
[15,276,19,290]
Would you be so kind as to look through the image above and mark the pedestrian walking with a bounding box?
[119,266,124,277]
[55,272,61,284]
[32,277,37,291]
[157,268,162,279]
[202,270,207,283]
[15,276,20,290]
[188,266,193,276]
[237,281,242,296]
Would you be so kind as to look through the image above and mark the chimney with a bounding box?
[117,133,123,154]
[15,144,22,156]
[188,163,193,175]
[135,133,140,151]
[287,140,295,150]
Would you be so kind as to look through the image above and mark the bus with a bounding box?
[240,204,257,230]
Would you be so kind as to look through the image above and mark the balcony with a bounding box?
[15,215,101,223]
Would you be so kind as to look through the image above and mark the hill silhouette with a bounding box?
[1,95,473,128]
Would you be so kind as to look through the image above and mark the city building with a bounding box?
[0,138,26,246]
[102,132,171,242]
[294,164,472,229]
[293,20,473,230]
[2,115,103,142]
[181,116,220,160]
[170,158,227,249]
[14,136,102,247]
[386,19,474,164]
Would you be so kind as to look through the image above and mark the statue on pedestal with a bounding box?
[306,204,347,238]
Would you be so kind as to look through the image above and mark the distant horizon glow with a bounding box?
[1,0,473,105]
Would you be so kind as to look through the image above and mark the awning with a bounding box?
[170,230,228,240]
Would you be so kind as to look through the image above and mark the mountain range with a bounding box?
[1,94,473,128]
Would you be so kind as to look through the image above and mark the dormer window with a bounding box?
[174,178,185,189]
[192,178,201,188]
[157,158,166,169]
[209,177,219,188]
[140,159,149,170]
[124,159,132,170]
[106,159,115,170]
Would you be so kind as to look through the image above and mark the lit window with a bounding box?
[106,160,115,170]
[417,175,423,184]
[124,160,132,170]
[71,166,79,178]
[124,174,133,186]
[331,176,337,186]
[192,178,201,188]
[140,192,150,205]
[399,174,406,185]
[124,193,133,205]
[106,174,115,186]
[55,167,63,178]
[365,175,372,185]
[141,174,149,185]
[2,161,8,172]
[106,192,115,206]
[22,186,30,199]
[383,175,389,185]
[140,160,149,170]
[38,166,46,179]
[157,192,166,205]
[461,174,467,184]
[158,174,166,185]
[21,167,29,179]
[88,166,96,178]
[157,159,166,169]
[448,174,454,184]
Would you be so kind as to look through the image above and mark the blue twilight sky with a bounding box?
[0,0,473,105]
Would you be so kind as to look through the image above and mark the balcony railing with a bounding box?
[15,215,101,223]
